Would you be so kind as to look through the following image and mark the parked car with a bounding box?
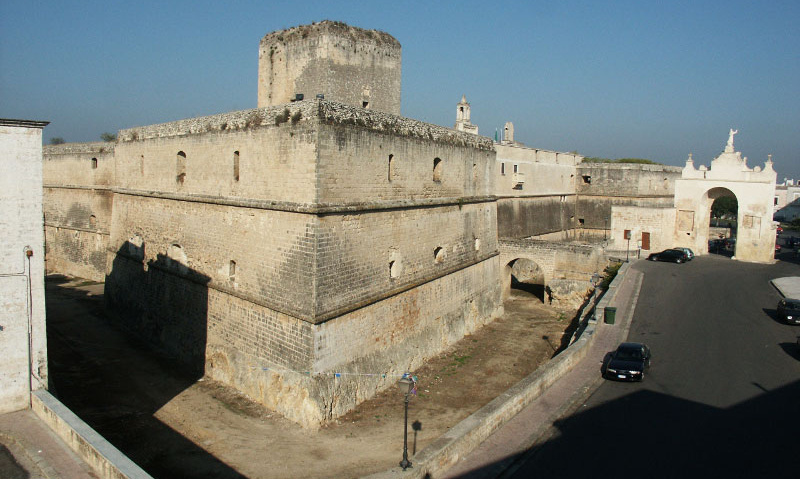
[777,298,800,325]
[647,249,688,263]
[775,244,782,254]
[603,342,651,381]
[777,226,784,235]
[672,247,695,260]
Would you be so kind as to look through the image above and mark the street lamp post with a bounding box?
[590,273,601,321]
[397,374,415,470]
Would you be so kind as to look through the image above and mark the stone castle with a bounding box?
[42,21,777,427]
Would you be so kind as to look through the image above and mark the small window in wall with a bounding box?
[434,246,445,263]
[433,158,443,182]
[582,175,591,184]
[229,260,236,279]
[579,218,585,226]
[176,151,187,184]
[362,101,370,109]
[473,163,477,181]
[388,154,394,182]
[513,164,519,173]
[501,163,506,175]
[140,155,145,175]
[91,157,98,169]
[624,229,631,240]
[89,215,97,228]
[774,197,779,206]
[389,260,400,279]
[233,151,240,181]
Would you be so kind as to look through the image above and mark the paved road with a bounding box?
[507,255,800,477]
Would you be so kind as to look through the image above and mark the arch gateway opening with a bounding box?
[610,130,777,264]
[706,187,738,256]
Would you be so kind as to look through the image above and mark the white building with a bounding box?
[0,118,49,413]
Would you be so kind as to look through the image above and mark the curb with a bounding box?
[364,263,641,479]
[31,389,152,479]
[498,262,643,478]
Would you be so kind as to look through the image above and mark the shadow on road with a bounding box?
[454,380,800,478]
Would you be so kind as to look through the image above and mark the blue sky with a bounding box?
[2,0,798,179]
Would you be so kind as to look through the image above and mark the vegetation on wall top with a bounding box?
[582,157,662,165]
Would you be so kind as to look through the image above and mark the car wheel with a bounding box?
[676,258,683,264]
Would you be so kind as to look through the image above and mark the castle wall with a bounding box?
[573,163,681,233]
[609,206,677,254]
[43,142,114,281]
[258,21,401,115]
[204,257,500,427]
[100,100,501,426]
[497,196,577,239]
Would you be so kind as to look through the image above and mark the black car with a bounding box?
[777,298,800,325]
[647,249,688,263]
[603,342,651,382]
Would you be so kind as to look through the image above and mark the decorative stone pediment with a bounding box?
[681,129,776,183]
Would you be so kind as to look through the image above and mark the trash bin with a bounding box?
[604,307,617,325]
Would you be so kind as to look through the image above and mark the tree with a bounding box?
[101,132,117,142]
[49,137,65,145]
[711,196,738,219]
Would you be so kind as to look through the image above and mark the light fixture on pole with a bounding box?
[397,373,415,470]
[590,273,601,321]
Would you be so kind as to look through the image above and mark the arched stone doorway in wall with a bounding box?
[704,187,738,257]
[503,258,546,302]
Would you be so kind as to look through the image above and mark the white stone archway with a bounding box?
[673,130,777,263]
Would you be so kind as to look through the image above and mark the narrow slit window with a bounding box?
[388,154,394,182]
[433,157,443,182]
[91,157,98,169]
[233,151,240,181]
[176,151,187,184]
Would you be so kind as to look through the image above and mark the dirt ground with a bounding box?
[45,276,582,479]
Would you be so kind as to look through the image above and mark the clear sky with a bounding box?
[2,0,798,179]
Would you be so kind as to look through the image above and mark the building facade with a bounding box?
[0,118,49,413]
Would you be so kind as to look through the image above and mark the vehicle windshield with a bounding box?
[615,348,642,361]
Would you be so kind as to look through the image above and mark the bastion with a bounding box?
[103,99,502,427]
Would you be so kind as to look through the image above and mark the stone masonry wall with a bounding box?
[204,257,500,427]
[497,196,577,239]
[43,142,114,281]
[258,21,402,115]
[100,100,502,426]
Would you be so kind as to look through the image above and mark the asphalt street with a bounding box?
[508,254,800,477]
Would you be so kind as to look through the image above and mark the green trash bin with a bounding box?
[604,307,617,325]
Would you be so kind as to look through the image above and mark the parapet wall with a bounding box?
[576,163,682,197]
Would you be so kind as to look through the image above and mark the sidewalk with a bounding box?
[0,408,95,479]
[437,263,644,479]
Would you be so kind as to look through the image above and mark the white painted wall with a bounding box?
[0,120,48,413]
